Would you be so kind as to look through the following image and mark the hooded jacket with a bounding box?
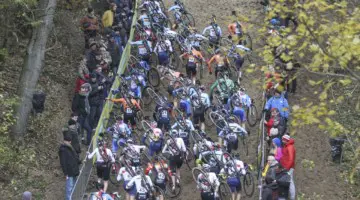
[265,95,289,119]
[262,182,278,200]
[280,139,295,170]
[59,143,80,177]
[72,83,91,116]
[63,126,81,154]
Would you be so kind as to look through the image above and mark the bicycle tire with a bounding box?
[147,67,161,87]
[185,147,195,170]
[219,182,232,200]
[141,120,152,133]
[220,37,233,49]
[242,33,253,50]
[243,172,255,197]
[246,103,258,127]
[241,134,249,156]
[191,167,207,183]
[142,86,153,106]
[109,161,121,186]
[209,111,229,130]
[204,107,214,127]
[169,51,180,70]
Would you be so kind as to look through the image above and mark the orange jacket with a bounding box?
[80,15,99,31]
[110,98,141,110]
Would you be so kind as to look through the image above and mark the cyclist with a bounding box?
[168,1,182,24]
[87,139,115,193]
[117,159,137,200]
[193,131,216,160]
[126,167,155,200]
[179,47,205,84]
[191,86,210,131]
[162,129,187,191]
[153,100,171,132]
[138,8,151,29]
[209,71,235,104]
[154,33,173,66]
[120,73,146,100]
[202,21,222,48]
[196,164,220,200]
[171,115,195,147]
[130,39,153,64]
[142,121,164,156]
[145,156,170,200]
[219,153,246,200]
[207,49,230,78]
[107,115,131,153]
[119,138,147,167]
[107,96,142,130]
[228,11,245,45]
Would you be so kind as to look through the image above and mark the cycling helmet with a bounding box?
[97,139,104,147]
[214,48,221,54]
[170,129,178,137]
[118,138,127,147]
[127,138,134,144]
[239,87,246,92]
[150,121,158,128]
[135,167,143,175]
[199,85,206,91]
[202,164,211,172]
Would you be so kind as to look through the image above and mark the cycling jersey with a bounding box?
[88,147,115,163]
[162,137,186,156]
[197,172,220,193]
[130,40,153,56]
[126,174,154,199]
[209,78,235,100]
[111,122,131,139]
[202,25,222,40]
[110,98,141,114]
[139,14,151,28]
[117,166,136,182]
[171,119,195,132]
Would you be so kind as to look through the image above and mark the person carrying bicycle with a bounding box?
[227,11,245,45]
[142,121,164,156]
[209,71,235,104]
[191,85,210,131]
[196,164,220,200]
[168,1,182,25]
[87,139,115,193]
[119,73,146,100]
[219,153,246,200]
[207,49,230,78]
[107,96,142,130]
[162,129,187,191]
[153,99,172,132]
[117,159,137,200]
[179,47,205,84]
[119,138,147,167]
[138,8,151,29]
[130,39,153,64]
[107,115,132,153]
[126,167,155,200]
[154,33,173,66]
[145,156,170,200]
[171,115,195,147]
[202,19,222,48]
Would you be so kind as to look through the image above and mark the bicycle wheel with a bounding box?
[147,67,161,87]
[190,130,204,144]
[135,110,144,131]
[242,33,252,50]
[169,51,180,70]
[165,177,182,198]
[181,13,195,27]
[240,134,248,156]
[184,147,195,170]
[192,167,207,183]
[220,37,233,49]
[246,103,258,127]
[150,52,159,68]
[142,86,153,106]
[209,112,228,130]
[141,120,152,133]
[151,185,165,200]
[219,182,232,200]
[204,107,214,127]
[109,161,121,186]
[243,172,255,197]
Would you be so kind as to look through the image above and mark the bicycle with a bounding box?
[155,155,182,198]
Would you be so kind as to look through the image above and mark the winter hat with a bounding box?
[282,134,291,142]
[272,138,281,147]
[63,132,72,142]
[270,128,279,136]
[22,191,32,200]
[68,119,76,126]
[267,155,276,162]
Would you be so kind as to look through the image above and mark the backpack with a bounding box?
[32,91,46,113]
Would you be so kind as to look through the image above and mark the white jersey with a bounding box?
[117,166,136,182]
[197,172,220,192]
[88,147,115,163]
[126,174,154,193]
[124,144,147,158]
[202,25,222,38]
[162,137,186,156]
[171,119,195,131]
[220,160,246,176]
[228,122,247,135]
[154,39,173,53]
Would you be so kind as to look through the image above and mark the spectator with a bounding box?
[89,73,104,129]
[102,3,117,33]
[59,134,80,200]
[22,191,32,200]
[75,58,90,93]
[72,83,92,146]
[86,42,100,72]
[280,134,296,200]
[266,155,279,180]
[262,176,278,200]
[63,119,81,155]
[70,112,81,137]
[271,137,283,162]
[275,165,291,200]
[80,7,99,49]
[264,89,289,124]
[107,34,121,74]
[264,108,286,138]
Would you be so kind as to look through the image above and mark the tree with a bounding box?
[257,0,360,186]
[13,0,57,137]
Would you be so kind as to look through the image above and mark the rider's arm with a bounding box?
[132,99,141,110]
[264,97,272,111]
[109,98,125,104]
[212,174,220,193]
[209,80,218,98]
[125,176,137,189]
[167,40,173,53]
[202,26,211,35]
[130,41,142,46]
[162,142,169,154]
[171,123,178,129]
[179,138,187,152]
[125,124,131,136]
[217,26,222,37]
[87,148,98,159]
[207,55,216,72]
[146,175,154,188]
[107,149,116,163]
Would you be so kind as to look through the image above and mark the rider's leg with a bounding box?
[236,192,241,200]
[103,180,109,193]
[232,192,236,200]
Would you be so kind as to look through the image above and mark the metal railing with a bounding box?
[70,1,138,199]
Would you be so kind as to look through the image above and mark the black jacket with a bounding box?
[275,169,291,198]
[59,143,80,177]
[72,93,90,116]
[262,182,278,200]
[63,127,81,154]
[89,81,103,106]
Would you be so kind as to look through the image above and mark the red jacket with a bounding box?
[280,139,295,170]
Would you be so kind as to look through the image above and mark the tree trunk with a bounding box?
[12,0,57,138]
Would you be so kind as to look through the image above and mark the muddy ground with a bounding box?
[0,0,354,199]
